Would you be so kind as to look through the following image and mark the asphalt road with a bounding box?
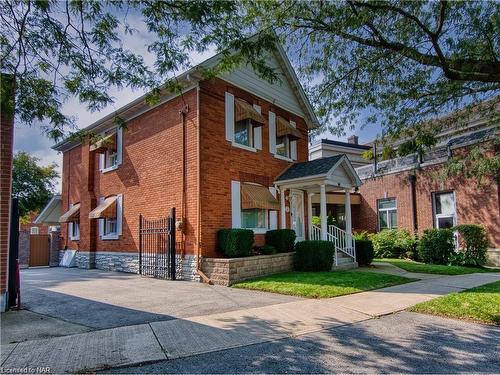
[103,312,500,374]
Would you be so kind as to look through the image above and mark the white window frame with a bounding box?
[99,127,123,174]
[433,191,457,229]
[30,227,39,235]
[68,203,80,241]
[377,198,397,231]
[273,119,296,162]
[233,118,255,149]
[100,194,123,240]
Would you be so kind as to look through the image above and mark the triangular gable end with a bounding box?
[326,156,363,188]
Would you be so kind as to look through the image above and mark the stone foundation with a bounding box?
[202,252,295,286]
[59,250,198,280]
[486,249,500,267]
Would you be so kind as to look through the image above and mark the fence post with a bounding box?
[170,207,176,280]
[138,214,142,275]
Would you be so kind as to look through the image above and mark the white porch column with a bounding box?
[307,192,313,240]
[320,184,327,240]
[280,188,286,229]
[345,188,352,245]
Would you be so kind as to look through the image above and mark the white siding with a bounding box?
[221,53,305,118]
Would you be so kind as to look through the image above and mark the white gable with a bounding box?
[220,52,306,118]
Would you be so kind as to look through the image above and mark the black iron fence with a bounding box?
[139,208,176,280]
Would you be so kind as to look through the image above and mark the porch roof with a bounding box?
[275,154,362,190]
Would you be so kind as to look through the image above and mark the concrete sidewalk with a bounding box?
[2,272,499,373]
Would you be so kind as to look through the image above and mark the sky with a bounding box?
[12,20,380,193]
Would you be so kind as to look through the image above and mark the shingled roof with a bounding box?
[276,155,343,181]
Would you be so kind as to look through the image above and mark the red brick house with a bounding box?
[54,44,362,280]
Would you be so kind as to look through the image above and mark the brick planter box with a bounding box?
[202,252,295,286]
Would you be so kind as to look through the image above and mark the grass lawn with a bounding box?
[232,271,416,298]
[410,281,500,325]
[374,258,498,275]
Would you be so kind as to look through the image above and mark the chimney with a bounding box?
[347,135,358,145]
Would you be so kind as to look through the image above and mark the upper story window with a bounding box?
[433,191,456,229]
[90,127,123,173]
[270,115,301,161]
[378,198,397,230]
[225,93,264,151]
[88,194,123,240]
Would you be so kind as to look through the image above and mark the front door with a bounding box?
[290,191,305,241]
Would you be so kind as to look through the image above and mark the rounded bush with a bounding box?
[217,229,254,258]
[355,239,374,266]
[258,245,277,255]
[294,240,334,271]
[265,229,296,253]
[418,228,454,265]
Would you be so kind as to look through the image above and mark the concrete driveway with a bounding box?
[20,267,300,330]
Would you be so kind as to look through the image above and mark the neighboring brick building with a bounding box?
[54,44,364,279]
[355,119,499,250]
[1,74,15,311]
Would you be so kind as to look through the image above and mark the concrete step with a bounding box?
[332,261,358,271]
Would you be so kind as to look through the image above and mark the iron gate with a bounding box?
[139,208,176,280]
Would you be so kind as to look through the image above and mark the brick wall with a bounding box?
[199,78,309,257]
[61,89,199,257]
[358,154,500,248]
[0,75,14,310]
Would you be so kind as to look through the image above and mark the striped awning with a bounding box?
[89,133,116,153]
[277,117,302,140]
[241,183,280,210]
[235,98,265,125]
[88,196,117,219]
[59,203,80,223]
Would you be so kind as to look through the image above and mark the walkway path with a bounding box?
[354,261,444,279]
[2,272,499,373]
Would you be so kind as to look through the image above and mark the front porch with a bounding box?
[275,155,362,269]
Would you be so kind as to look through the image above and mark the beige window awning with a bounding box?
[235,98,265,126]
[89,133,116,153]
[89,196,117,219]
[277,117,302,140]
[59,203,80,223]
[241,183,280,210]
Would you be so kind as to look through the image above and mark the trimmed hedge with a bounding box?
[356,239,374,266]
[371,229,417,258]
[453,224,489,266]
[294,240,334,271]
[217,229,254,258]
[258,245,277,255]
[265,229,296,253]
[418,228,454,265]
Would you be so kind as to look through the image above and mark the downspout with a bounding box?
[179,104,189,258]
[408,174,418,234]
[194,85,212,284]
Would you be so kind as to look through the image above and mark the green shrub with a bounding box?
[371,229,416,258]
[356,239,374,266]
[418,229,454,265]
[217,229,254,258]
[448,252,467,266]
[258,245,277,255]
[454,224,489,266]
[311,215,336,227]
[265,229,296,253]
[294,240,334,271]
[353,231,370,240]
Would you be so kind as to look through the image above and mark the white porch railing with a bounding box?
[311,225,321,240]
[311,224,356,265]
[328,225,356,260]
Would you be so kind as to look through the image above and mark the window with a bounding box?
[378,198,397,230]
[103,217,117,236]
[70,221,80,240]
[98,128,123,173]
[30,227,39,235]
[96,194,123,240]
[276,135,290,158]
[241,208,267,229]
[234,119,253,147]
[433,191,456,229]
